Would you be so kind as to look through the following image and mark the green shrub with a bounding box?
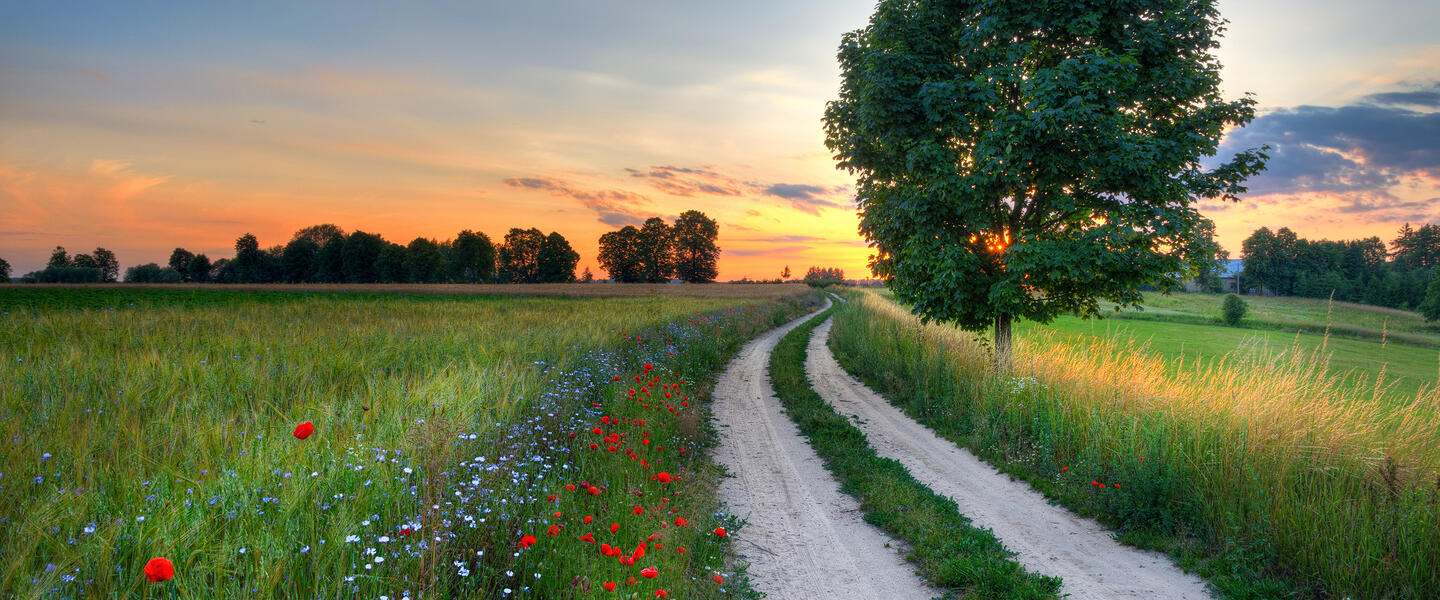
[1222,293,1247,326]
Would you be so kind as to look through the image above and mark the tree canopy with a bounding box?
[498,228,546,283]
[672,210,721,283]
[824,0,1267,365]
[598,226,643,283]
[537,232,580,283]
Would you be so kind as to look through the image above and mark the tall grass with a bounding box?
[0,290,794,598]
[829,291,1440,598]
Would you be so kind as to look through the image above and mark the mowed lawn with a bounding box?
[0,287,786,597]
[1025,303,1440,400]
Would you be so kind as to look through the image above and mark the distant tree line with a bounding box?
[597,211,720,283]
[14,246,120,283]
[1241,223,1437,311]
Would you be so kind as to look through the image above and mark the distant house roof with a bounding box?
[1218,258,1243,278]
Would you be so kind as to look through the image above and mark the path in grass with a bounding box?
[711,299,938,599]
[806,317,1213,600]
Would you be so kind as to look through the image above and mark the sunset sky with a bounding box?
[2,1,1438,279]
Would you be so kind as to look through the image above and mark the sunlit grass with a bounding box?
[0,289,791,598]
[831,290,1440,598]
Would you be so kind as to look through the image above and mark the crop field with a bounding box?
[0,287,814,599]
[830,290,1440,598]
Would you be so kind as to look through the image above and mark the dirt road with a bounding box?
[711,301,939,599]
[805,317,1214,600]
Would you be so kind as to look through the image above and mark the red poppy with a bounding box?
[144,557,174,582]
[1062,466,1068,471]
[611,523,620,533]
[293,421,314,440]
[580,533,596,543]
[713,527,726,537]
[713,574,724,584]
[584,515,594,524]
[656,471,671,483]
[633,506,644,515]
[547,525,560,537]
[518,535,537,548]
[641,567,659,578]
[604,581,617,592]
[655,590,668,598]
[673,517,687,527]
[588,486,601,495]
[566,483,576,491]
[1113,483,1121,488]
[399,527,411,537]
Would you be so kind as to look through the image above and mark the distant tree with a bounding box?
[228,233,264,283]
[580,266,594,283]
[1222,294,1248,326]
[781,265,791,280]
[1190,220,1229,292]
[448,229,496,283]
[187,254,212,283]
[47,246,71,269]
[1419,276,1440,322]
[168,248,196,281]
[405,237,447,283]
[124,263,183,283]
[1242,227,1301,295]
[598,226,643,283]
[636,217,675,283]
[315,235,346,283]
[1392,223,1440,270]
[291,224,347,246]
[803,267,845,287]
[72,253,98,271]
[497,228,546,283]
[536,232,580,283]
[91,248,119,283]
[376,242,408,283]
[0,256,9,282]
[673,210,720,283]
[341,231,386,283]
[281,238,319,283]
[823,0,1267,368]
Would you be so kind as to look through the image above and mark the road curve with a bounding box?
[805,317,1214,600]
[711,301,939,600]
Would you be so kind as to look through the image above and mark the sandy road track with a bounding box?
[806,317,1214,600]
[711,302,940,600]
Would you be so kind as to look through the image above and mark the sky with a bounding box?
[1,0,1438,279]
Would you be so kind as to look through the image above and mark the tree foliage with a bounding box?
[497,228,545,283]
[598,226,643,283]
[168,248,196,281]
[636,218,675,283]
[449,229,496,283]
[1221,293,1247,326]
[672,210,720,283]
[824,0,1267,364]
[1241,224,1423,308]
[47,246,70,270]
[341,231,385,283]
[0,256,9,282]
[536,232,580,283]
[281,238,319,283]
[1420,276,1440,322]
[404,238,447,283]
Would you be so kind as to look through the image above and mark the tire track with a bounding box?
[711,301,939,599]
[805,317,1213,600]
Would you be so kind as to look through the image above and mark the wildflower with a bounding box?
[713,527,726,537]
[603,582,616,591]
[673,517,687,527]
[713,574,723,584]
[547,525,560,537]
[641,567,658,578]
[583,515,594,524]
[518,535,536,549]
[143,557,174,582]
[655,472,671,484]
[293,422,314,440]
[655,590,668,598]
[633,506,644,515]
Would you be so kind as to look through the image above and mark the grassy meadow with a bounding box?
[830,290,1440,599]
[0,286,813,599]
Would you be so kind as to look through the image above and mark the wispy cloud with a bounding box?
[624,165,752,197]
[503,176,653,226]
[761,183,851,215]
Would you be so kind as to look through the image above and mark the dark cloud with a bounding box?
[1211,88,1439,217]
[762,183,850,215]
[503,176,651,226]
[1363,82,1440,108]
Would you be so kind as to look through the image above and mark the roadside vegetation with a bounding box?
[0,287,814,598]
[830,290,1440,599]
[768,305,1062,599]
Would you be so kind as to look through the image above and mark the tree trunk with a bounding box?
[993,313,1012,372]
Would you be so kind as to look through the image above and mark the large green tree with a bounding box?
[281,238,319,283]
[673,210,721,283]
[536,232,580,283]
[497,228,545,283]
[405,237,447,283]
[824,0,1267,366]
[636,217,674,283]
[449,229,496,283]
[341,231,386,283]
[598,226,643,283]
[168,248,196,281]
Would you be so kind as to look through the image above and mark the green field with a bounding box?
[1031,312,1440,399]
[0,287,810,599]
[833,290,1440,598]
